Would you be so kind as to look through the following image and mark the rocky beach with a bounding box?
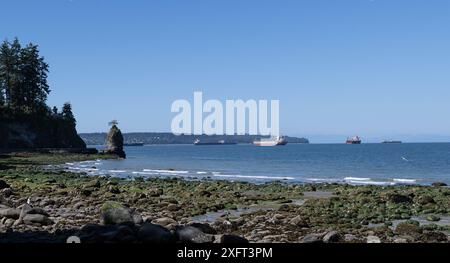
[0,152,449,243]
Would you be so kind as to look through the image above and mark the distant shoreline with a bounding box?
[79,132,309,145]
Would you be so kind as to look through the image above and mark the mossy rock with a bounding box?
[395,221,422,236]
[100,201,125,213]
[426,215,440,222]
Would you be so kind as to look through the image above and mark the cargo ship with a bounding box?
[253,136,287,146]
[193,139,237,145]
[346,136,361,144]
[382,140,402,144]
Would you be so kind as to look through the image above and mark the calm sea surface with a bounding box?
[66,143,450,186]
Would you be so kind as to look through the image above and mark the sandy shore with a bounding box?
[0,152,449,243]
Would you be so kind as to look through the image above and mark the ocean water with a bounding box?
[65,143,450,186]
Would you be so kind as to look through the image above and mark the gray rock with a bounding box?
[18,204,33,222]
[344,234,359,242]
[108,185,120,194]
[366,235,381,243]
[216,234,249,243]
[289,215,308,227]
[323,231,341,243]
[301,234,323,243]
[387,194,412,204]
[431,182,447,187]
[176,226,215,243]
[152,217,178,228]
[105,124,126,158]
[137,222,175,243]
[1,188,13,197]
[393,237,408,243]
[0,180,10,190]
[167,204,179,211]
[101,206,134,225]
[419,231,447,242]
[0,208,21,219]
[188,222,216,234]
[22,214,54,225]
[148,188,163,197]
[4,218,14,227]
[99,225,136,242]
[132,213,143,225]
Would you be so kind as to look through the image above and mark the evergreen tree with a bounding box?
[62,102,76,125]
[0,38,50,113]
[52,106,58,115]
[19,43,50,112]
[0,38,20,109]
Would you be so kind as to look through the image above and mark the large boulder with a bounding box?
[175,226,215,243]
[395,221,422,237]
[386,193,412,204]
[137,223,175,243]
[22,214,54,225]
[0,208,20,219]
[301,234,323,243]
[105,124,126,158]
[100,201,143,225]
[100,202,134,225]
[323,231,342,243]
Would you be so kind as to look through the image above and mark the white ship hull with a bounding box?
[253,136,287,146]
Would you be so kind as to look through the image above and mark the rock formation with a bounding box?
[105,124,126,158]
[0,113,86,149]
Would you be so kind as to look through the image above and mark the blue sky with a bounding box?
[1,0,450,142]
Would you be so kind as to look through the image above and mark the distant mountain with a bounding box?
[79,132,309,145]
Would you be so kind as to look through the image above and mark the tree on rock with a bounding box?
[105,121,126,158]
[62,102,76,126]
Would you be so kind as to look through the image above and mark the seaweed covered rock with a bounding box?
[105,124,126,158]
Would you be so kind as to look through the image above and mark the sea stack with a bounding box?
[105,122,126,158]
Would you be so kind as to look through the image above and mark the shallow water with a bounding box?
[69,143,450,185]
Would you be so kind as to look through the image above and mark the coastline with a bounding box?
[0,152,449,243]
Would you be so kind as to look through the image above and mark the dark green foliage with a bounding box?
[0,38,85,149]
[62,102,76,126]
[0,38,49,113]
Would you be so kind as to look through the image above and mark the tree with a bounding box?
[0,38,20,109]
[52,106,58,115]
[19,42,50,112]
[0,38,50,113]
[62,102,76,125]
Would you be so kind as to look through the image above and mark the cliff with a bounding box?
[0,111,86,149]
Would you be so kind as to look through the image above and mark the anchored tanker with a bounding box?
[346,136,362,144]
[253,136,287,146]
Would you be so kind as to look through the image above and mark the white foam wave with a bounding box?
[347,180,395,186]
[143,169,189,174]
[306,178,340,182]
[344,177,371,181]
[212,174,294,180]
[393,178,417,183]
